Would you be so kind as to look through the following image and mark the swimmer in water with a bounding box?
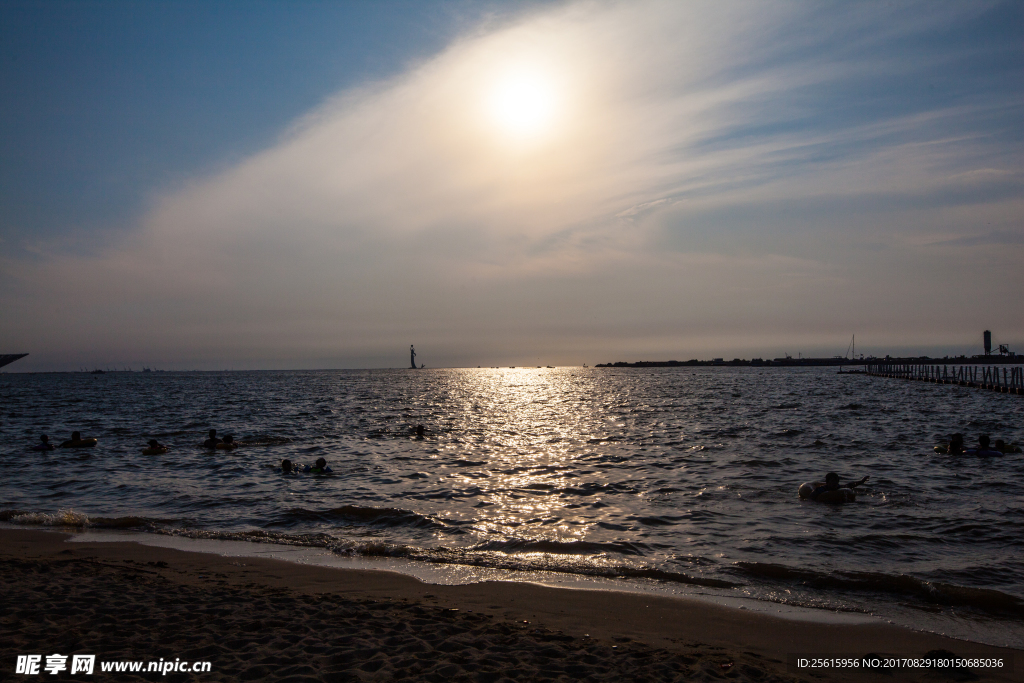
[31,435,55,451]
[60,431,96,448]
[147,439,166,449]
[303,457,332,474]
[809,472,869,501]
[936,433,965,455]
[281,459,295,474]
[203,429,221,449]
[221,434,236,448]
[968,434,1001,456]
[416,424,425,438]
[994,439,1022,454]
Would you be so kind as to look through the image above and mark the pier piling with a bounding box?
[865,362,1024,395]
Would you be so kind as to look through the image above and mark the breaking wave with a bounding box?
[4,508,90,527]
[2,508,172,530]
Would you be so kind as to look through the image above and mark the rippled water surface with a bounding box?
[2,368,1022,645]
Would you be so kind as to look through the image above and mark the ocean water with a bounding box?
[2,367,1022,647]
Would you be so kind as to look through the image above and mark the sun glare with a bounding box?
[485,67,560,143]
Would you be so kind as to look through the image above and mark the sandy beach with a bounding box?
[1,529,1019,682]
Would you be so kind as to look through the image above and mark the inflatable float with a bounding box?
[142,446,168,455]
[936,444,1007,456]
[215,442,237,451]
[798,481,856,503]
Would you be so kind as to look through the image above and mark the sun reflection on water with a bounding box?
[433,368,610,546]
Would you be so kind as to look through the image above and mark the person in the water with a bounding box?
[203,429,221,449]
[967,434,1002,456]
[201,430,222,450]
[281,459,295,474]
[994,439,1022,454]
[219,434,237,450]
[303,457,332,474]
[809,472,869,501]
[147,438,166,449]
[31,434,55,451]
[60,431,97,448]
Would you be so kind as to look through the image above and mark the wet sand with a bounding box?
[1,529,1019,682]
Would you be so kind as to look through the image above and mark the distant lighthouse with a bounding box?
[410,345,417,369]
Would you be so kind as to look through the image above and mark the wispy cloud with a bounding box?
[924,230,1024,248]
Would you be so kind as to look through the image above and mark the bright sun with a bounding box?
[485,67,559,143]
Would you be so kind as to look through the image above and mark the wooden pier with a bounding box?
[865,362,1024,395]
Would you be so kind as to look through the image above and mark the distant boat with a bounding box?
[0,353,28,369]
[90,369,105,374]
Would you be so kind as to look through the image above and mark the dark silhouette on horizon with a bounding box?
[0,353,28,369]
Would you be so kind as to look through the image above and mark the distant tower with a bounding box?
[984,330,992,356]
[410,345,417,369]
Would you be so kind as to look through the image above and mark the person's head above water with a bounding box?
[979,434,991,449]
[222,434,234,443]
[824,472,840,487]
[71,431,81,440]
[315,457,327,469]
[281,459,293,473]
[40,435,49,443]
[148,439,160,447]
[208,429,217,438]
[946,433,965,454]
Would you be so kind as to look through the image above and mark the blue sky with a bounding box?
[1,1,1022,370]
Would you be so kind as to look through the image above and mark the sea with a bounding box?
[2,367,1022,648]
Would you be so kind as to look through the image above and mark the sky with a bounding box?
[1,0,1022,371]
